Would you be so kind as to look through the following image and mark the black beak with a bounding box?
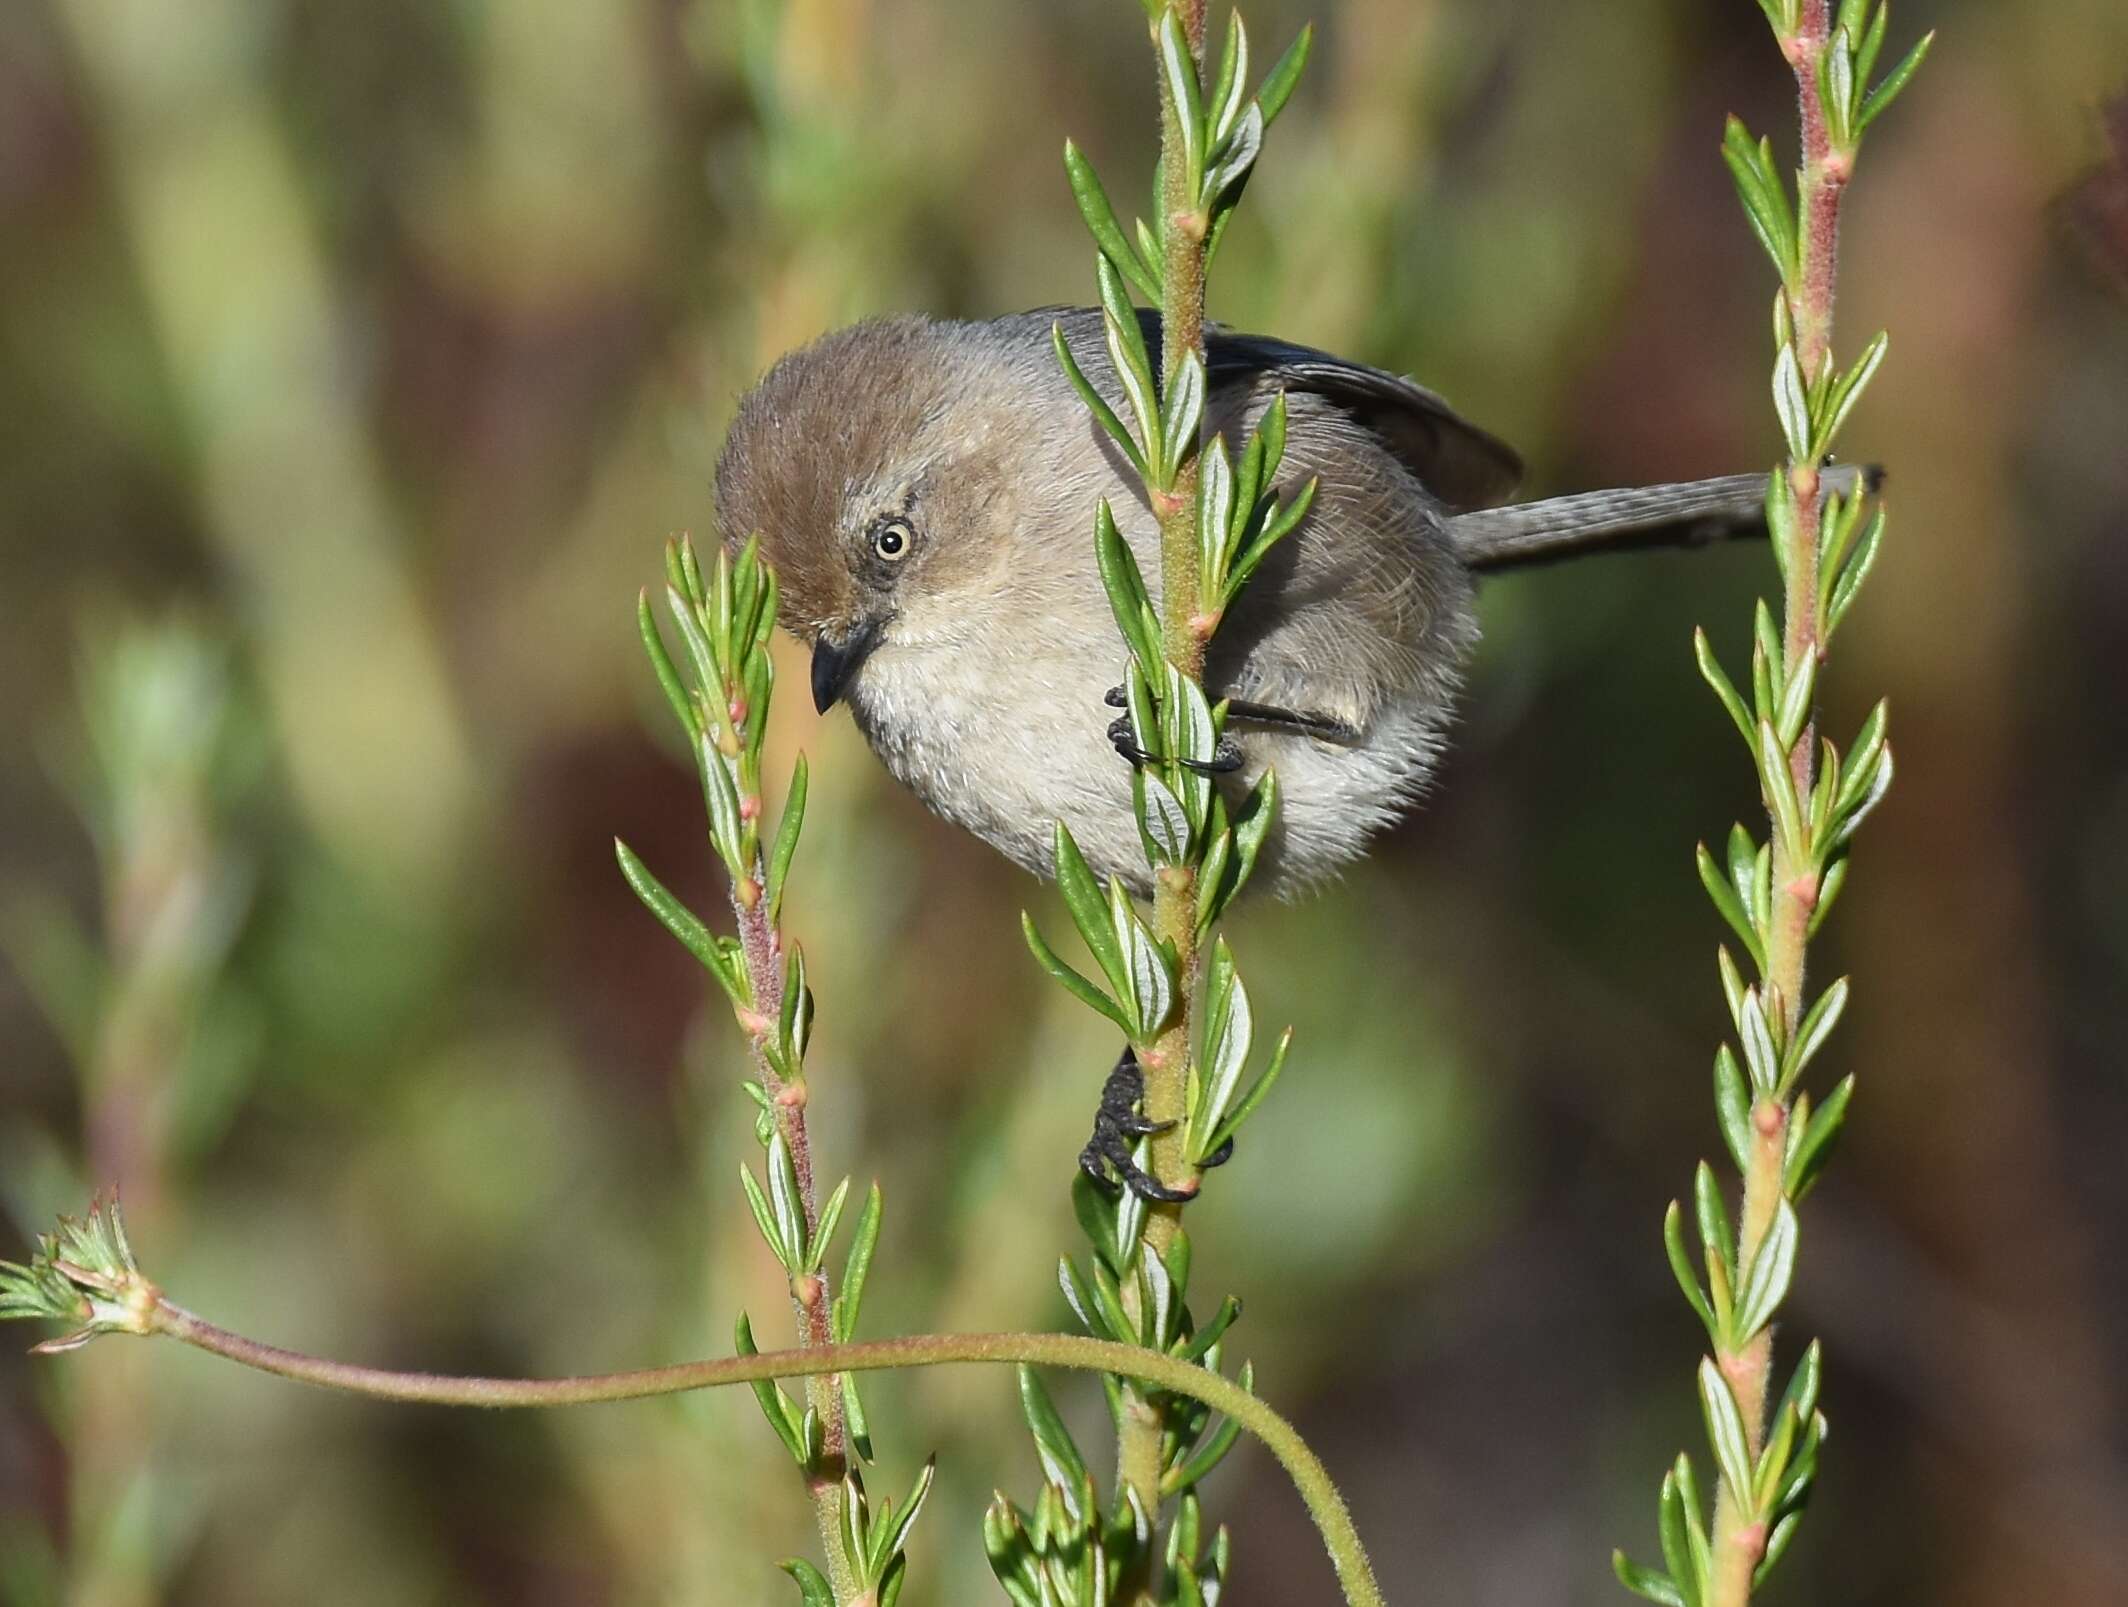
[811,619,882,714]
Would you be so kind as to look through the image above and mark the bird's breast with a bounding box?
[845,627,1140,882]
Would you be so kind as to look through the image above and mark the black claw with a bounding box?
[1104,685,1129,709]
[1220,698,1362,744]
[1107,717,1245,777]
[1200,1135,1236,1170]
[1108,716,1159,767]
[1105,1149,1200,1204]
[1080,1047,1202,1205]
[1117,1109,1176,1138]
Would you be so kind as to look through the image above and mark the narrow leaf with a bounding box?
[1223,477,1318,606]
[1054,822,1128,995]
[1197,436,1236,597]
[1100,266,1161,467]
[1717,946,1748,1037]
[1699,1359,1756,1510]
[615,841,744,1003]
[1058,1256,1102,1337]
[1193,943,1253,1144]
[1754,1511,1804,1588]
[1739,988,1781,1098]
[1181,1294,1243,1362]
[1055,323,1149,481]
[1613,1553,1687,1607]
[1157,9,1206,190]
[1021,913,1132,1034]
[1721,118,1797,278]
[1757,720,1808,865]
[1693,1161,1737,1274]
[1860,30,1934,131]
[1018,1366,1089,1495]
[736,1312,807,1463]
[1785,977,1849,1091]
[1732,1200,1800,1339]
[1203,1025,1289,1158]
[1821,27,1857,149]
[1785,1074,1855,1201]
[876,1457,937,1569]
[1063,142,1161,302]
[1697,843,1766,968]
[1775,1339,1824,1431]
[1696,629,1754,746]
[1256,24,1313,126]
[1773,344,1812,462]
[1136,771,1192,865]
[1112,878,1176,1036]
[1224,768,1279,905]
[639,591,699,738]
[834,1183,884,1341]
[1673,1454,1712,1587]
[1159,354,1207,489]
[1775,651,1818,751]
[699,731,747,869]
[1206,10,1247,148]
[779,1559,834,1607]
[1825,506,1885,640]
[809,1175,851,1275]
[1665,1201,1719,1341]
[1095,499,1165,679]
[1657,1470,1703,1607]
[1810,855,1850,937]
[1199,104,1263,208]
[1837,700,1890,817]
[1194,828,1233,938]
[1831,742,1893,847]
[1819,331,1888,454]
[766,754,809,924]
[1714,1046,1753,1175]
[764,1130,807,1268]
[665,582,718,696]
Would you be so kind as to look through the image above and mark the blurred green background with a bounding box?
[3,1,2125,1603]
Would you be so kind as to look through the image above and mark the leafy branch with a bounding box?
[617,533,909,1605]
[1615,5,1927,1606]
[0,1195,1384,1607]
[1010,6,1327,1604]
[3,527,1386,1605]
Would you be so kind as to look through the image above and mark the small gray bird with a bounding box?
[715,309,1830,895]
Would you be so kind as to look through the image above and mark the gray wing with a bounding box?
[1197,329,1524,512]
[1025,307,1522,512]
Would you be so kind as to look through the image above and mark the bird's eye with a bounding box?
[872,519,913,563]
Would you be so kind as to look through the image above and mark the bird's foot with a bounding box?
[1102,688,1244,775]
[1079,1046,1203,1204]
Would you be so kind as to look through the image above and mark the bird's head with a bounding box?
[713,317,1030,714]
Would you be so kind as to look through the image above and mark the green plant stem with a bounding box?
[1143,0,1214,1200]
[1117,7,1214,1590]
[732,863,856,1602]
[1783,0,1846,388]
[1769,0,1840,1023]
[1710,7,1844,1602]
[143,1296,1382,1607]
[1709,1099,1790,1603]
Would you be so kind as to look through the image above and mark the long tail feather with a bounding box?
[1450,466,1877,573]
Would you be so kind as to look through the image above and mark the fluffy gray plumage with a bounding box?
[714,310,1796,895]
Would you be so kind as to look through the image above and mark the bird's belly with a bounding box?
[847,641,1144,884]
[846,635,1460,898]
[1233,695,1454,894]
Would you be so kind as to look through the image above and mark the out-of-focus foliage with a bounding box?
[2,2,2125,1604]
